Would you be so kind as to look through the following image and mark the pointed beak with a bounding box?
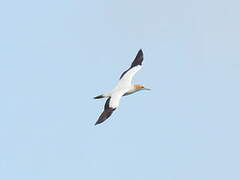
[143,87,151,90]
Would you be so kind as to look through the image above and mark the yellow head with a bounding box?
[134,84,151,91]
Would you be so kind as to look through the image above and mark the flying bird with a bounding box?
[94,49,150,125]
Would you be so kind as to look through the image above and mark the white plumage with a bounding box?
[110,66,142,104]
[94,49,150,125]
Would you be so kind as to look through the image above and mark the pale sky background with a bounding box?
[0,0,240,179]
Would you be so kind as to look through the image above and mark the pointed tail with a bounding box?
[94,94,105,99]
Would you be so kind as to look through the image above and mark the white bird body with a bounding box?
[94,49,150,125]
[115,65,142,88]
[103,66,142,109]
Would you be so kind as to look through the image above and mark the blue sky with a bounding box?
[0,0,240,179]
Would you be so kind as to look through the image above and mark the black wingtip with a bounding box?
[95,116,106,125]
[94,108,116,126]
[94,121,102,125]
[130,49,144,68]
[94,122,99,125]
[136,49,143,58]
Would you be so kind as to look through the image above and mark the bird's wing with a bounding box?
[117,49,144,87]
[95,92,123,125]
[109,91,124,108]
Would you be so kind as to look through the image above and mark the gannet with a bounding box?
[94,49,150,125]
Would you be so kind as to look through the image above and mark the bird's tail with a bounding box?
[94,94,105,99]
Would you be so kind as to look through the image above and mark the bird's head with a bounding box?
[134,84,151,91]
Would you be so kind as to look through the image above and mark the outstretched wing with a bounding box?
[117,49,144,87]
[95,50,144,125]
[95,98,115,125]
[95,92,123,125]
[119,49,143,79]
